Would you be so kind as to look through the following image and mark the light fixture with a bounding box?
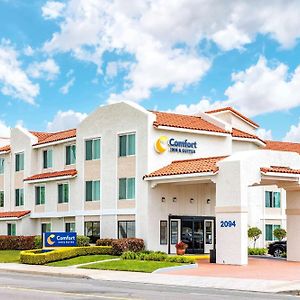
[161,197,166,203]
[190,198,194,204]
[172,197,177,203]
[207,199,211,204]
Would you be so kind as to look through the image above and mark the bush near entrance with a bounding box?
[0,236,35,250]
[96,238,145,255]
[121,251,196,264]
[248,248,267,255]
[20,246,112,265]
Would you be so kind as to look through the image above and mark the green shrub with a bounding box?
[96,238,116,246]
[248,247,267,255]
[20,246,112,265]
[121,251,195,264]
[77,235,90,247]
[34,236,42,249]
[112,238,145,255]
[0,235,35,250]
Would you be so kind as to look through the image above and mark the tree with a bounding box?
[273,228,287,241]
[248,227,262,248]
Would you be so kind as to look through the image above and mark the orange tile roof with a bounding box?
[32,128,76,146]
[232,128,265,144]
[24,169,77,181]
[0,144,11,153]
[261,166,300,175]
[206,107,259,128]
[0,210,31,219]
[264,140,300,155]
[151,111,229,134]
[144,156,227,178]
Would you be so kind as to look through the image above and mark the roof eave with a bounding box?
[24,174,77,183]
[33,137,76,149]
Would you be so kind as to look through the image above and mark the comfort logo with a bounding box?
[155,136,168,153]
[47,234,55,246]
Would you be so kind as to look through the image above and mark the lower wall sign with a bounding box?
[44,232,77,247]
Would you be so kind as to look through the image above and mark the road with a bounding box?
[0,271,297,300]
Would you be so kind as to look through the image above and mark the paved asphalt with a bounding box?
[0,271,297,300]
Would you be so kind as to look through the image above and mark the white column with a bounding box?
[286,190,300,262]
[215,160,249,265]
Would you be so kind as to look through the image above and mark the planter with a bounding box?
[176,248,186,255]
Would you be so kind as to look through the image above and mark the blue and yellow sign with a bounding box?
[44,232,77,247]
[154,136,197,154]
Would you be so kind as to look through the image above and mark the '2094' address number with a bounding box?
[220,220,236,228]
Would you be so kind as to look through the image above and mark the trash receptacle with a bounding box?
[210,249,216,263]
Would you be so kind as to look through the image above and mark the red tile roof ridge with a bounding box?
[172,155,228,163]
[206,106,259,128]
[0,144,11,152]
[232,128,266,144]
[24,169,77,181]
[0,210,31,218]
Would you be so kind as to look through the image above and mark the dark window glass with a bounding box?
[118,221,135,238]
[171,221,178,244]
[160,221,168,245]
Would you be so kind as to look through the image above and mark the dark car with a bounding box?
[268,240,286,257]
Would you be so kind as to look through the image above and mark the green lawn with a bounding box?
[0,250,20,263]
[80,259,185,273]
[47,255,118,267]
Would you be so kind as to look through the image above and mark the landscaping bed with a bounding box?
[20,246,112,265]
[80,259,184,273]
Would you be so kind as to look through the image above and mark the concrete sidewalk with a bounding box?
[0,262,299,294]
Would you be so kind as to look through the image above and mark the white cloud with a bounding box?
[256,128,273,140]
[0,39,39,104]
[224,56,300,117]
[59,77,75,94]
[27,58,60,81]
[105,61,130,79]
[168,98,223,115]
[0,120,10,138]
[47,110,87,131]
[283,120,300,142]
[23,45,34,56]
[41,1,300,104]
[42,1,65,20]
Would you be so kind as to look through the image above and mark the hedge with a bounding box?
[248,248,267,255]
[111,238,145,255]
[96,238,116,246]
[121,251,196,264]
[0,235,35,250]
[20,246,112,265]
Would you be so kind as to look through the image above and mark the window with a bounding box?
[15,152,24,171]
[0,158,4,174]
[0,191,4,207]
[15,188,24,206]
[119,178,135,200]
[265,224,281,241]
[160,221,168,245]
[65,222,76,232]
[43,149,53,169]
[85,180,100,201]
[66,145,76,165]
[265,191,281,208]
[171,220,178,244]
[35,186,45,205]
[58,183,69,203]
[7,223,16,236]
[119,133,136,157]
[118,221,135,238]
[84,221,100,243]
[85,138,100,160]
[41,223,51,234]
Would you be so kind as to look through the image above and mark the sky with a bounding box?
[1,0,300,142]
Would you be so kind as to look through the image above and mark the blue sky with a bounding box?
[1,0,300,142]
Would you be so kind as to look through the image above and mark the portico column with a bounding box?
[215,160,249,265]
[286,190,300,262]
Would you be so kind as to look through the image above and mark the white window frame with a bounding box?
[85,137,101,161]
[65,144,76,166]
[35,184,46,205]
[57,182,70,204]
[118,132,136,157]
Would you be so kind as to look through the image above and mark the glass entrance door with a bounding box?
[181,219,204,254]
